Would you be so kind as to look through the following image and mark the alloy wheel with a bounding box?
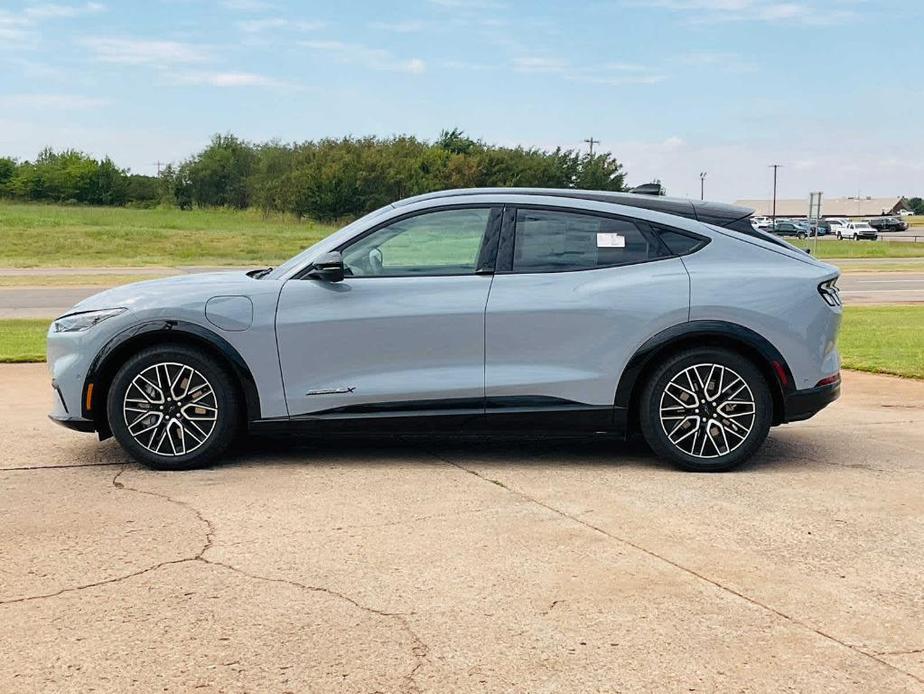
[122,362,219,457]
[659,362,757,459]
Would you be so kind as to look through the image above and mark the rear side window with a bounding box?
[512,209,660,272]
[656,229,706,256]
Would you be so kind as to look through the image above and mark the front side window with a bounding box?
[512,209,661,273]
[342,208,492,277]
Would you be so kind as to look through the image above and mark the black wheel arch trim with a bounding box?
[83,319,261,430]
[615,320,795,425]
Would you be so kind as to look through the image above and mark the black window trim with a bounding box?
[296,203,503,280]
[496,204,708,275]
[649,223,711,257]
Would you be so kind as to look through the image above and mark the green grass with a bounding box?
[792,239,924,258]
[4,307,923,380]
[838,305,924,379]
[0,202,337,267]
[0,319,49,363]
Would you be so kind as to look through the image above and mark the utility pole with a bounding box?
[769,164,781,223]
[154,161,164,175]
[699,171,707,201]
[583,137,599,156]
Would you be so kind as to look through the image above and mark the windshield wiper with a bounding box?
[247,267,273,279]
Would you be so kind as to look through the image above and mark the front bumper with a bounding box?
[49,414,97,433]
[783,380,841,422]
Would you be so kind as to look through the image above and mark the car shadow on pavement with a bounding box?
[47,428,830,475]
[209,431,825,474]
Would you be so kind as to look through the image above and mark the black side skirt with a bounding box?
[250,397,628,437]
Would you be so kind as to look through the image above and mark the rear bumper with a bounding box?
[783,381,841,423]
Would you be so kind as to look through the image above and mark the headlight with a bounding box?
[52,308,126,333]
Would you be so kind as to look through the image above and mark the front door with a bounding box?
[276,206,501,417]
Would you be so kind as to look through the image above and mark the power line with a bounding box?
[769,164,782,222]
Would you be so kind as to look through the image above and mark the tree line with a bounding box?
[0,130,627,221]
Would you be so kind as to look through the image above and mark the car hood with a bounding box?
[66,271,269,315]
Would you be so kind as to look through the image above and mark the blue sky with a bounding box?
[1,0,922,201]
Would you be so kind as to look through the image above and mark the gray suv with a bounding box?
[48,189,842,472]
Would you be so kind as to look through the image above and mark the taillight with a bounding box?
[815,372,841,387]
[818,279,841,307]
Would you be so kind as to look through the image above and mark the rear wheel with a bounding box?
[639,348,772,472]
[107,345,240,470]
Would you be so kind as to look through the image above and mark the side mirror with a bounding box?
[305,251,345,282]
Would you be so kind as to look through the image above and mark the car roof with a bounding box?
[394,187,754,229]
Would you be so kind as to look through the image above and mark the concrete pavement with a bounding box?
[2,364,923,691]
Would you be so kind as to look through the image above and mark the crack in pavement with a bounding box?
[427,450,924,687]
[876,648,924,656]
[1,464,431,691]
[110,465,430,691]
[0,461,124,472]
[198,558,431,693]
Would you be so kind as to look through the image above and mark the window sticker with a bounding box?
[596,232,625,248]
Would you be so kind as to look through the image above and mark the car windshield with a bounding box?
[264,204,395,280]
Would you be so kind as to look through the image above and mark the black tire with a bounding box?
[835,232,842,240]
[639,348,772,472]
[107,344,240,470]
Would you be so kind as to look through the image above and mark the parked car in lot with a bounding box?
[838,222,879,240]
[813,220,831,236]
[867,216,908,232]
[751,216,772,230]
[47,189,842,473]
[825,218,850,237]
[771,220,809,239]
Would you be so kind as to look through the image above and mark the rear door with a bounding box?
[276,206,501,417]
[484,206,690,422]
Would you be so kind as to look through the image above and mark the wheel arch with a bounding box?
[83,319,261,437]
[615,321,794,429]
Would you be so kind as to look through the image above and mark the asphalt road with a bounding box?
[2,268,923,319]
[838,272,924,304]
[2,365,923,691]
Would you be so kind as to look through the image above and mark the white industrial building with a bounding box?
[733,196,912,219]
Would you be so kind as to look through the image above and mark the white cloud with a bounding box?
[427,0,507,8]
[638,0,859,25]
[220,0,275,10]
[513,56,665,86]
[80,37,212,66]
[169,71,293,88]
[300,40,426,74]
[23,2,105,20]
[368,19,428,33]
[677,50,758,74]
[0,2,104,46]
[236,17,325,33]
[0,93,108,110]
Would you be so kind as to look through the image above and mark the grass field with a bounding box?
[4,307,923,379]
[0,202,336,267]
[838,305,924,379]
[792,238,924,258]
[0,319,48,363]
[3,202,924,267]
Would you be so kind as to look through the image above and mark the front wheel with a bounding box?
[107,345,240,470]
[639,348,773,472]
